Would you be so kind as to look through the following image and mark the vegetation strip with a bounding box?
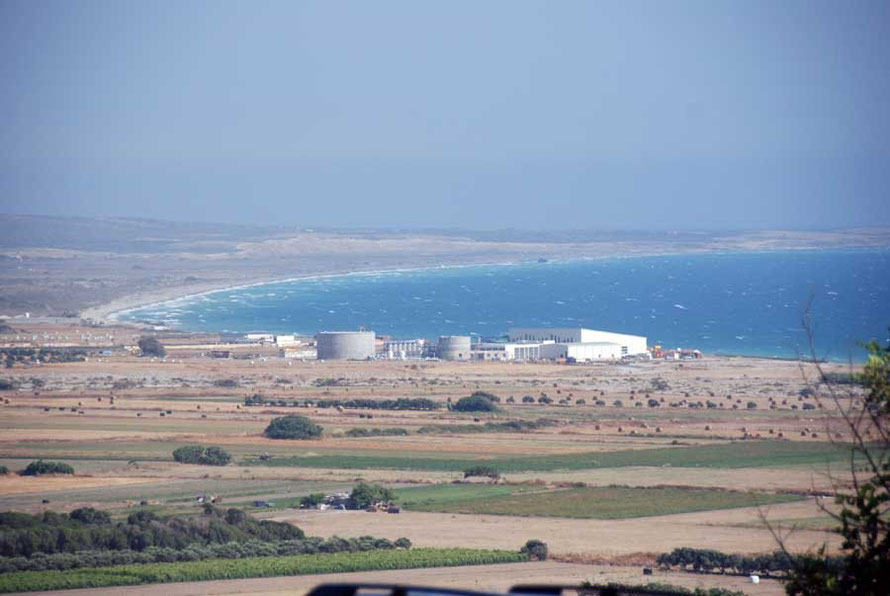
[394,485,803,519]
[248,441,853,472]
[0,548,527,593]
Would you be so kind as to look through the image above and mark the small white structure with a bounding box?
[275,334,299,347]
[509,327,647,356]
[282,348,316,359]
[245,332,275,343]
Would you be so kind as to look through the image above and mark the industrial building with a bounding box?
[275,334,299,347]
[538,341,627,361]
[472,342,541,361]
[315,331,376,360]
[437,335,471,361]
[383,338,427,360]
[508,327,647,357]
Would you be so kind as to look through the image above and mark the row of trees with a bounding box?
[657,547,806,577]
[246,396,440,411]
[343,427,409,437]
[0,507,303,558]
[417,418,557,435]
[0,535,412,573]
[21,461,74,476]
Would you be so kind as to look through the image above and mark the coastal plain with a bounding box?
[0,320,864,594]
[2,216,884,594]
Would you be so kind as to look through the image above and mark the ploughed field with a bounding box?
[0,335,859,593]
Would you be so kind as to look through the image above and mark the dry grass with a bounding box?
[268,505,841,556]
[0,475,156,496]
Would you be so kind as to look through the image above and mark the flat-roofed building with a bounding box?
[508,327,647,356]
[539,341,625,361]
[472,342,541,361]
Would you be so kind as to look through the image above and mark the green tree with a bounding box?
[21,461,74,476]
[521,539,548,561]
[69,507,111,525]
[172,445,231,466]
[137,336,166,357]
[264,415,323,439]
[784,338,890,595]
[299,493,326,508]
[463,465,501,479]
[453,393,500,412]
[349,482,394,509]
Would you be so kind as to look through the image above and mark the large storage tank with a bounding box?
[316,331,376,360]
[437,335,471,361]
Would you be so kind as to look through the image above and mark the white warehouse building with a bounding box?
[538,342,624,361]
[472,342,541,362]
[509,327,648,358]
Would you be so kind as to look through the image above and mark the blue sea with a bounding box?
[119,250,890,361]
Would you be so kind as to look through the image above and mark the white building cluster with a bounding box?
[234,326,649,363]
[466,328,648,362]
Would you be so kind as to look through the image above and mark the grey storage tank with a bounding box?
[316,331,376,360]
[437,335,471,361]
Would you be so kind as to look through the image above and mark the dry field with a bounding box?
[22,561,787,596]
[267,503,840,557]
[0,323,867,594]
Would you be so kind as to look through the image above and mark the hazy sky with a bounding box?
[1,1,888,230]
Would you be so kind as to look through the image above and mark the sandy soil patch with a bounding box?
[19,561,786,596]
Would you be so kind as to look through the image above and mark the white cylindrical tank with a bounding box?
[437,336,471,361]
[316,331,376,360]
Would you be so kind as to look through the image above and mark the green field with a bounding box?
[0,475,353,515]
[0,548,527,593]
[394,484,803,518]
[252,441,853,472]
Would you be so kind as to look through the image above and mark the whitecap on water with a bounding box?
[673,304,688,310]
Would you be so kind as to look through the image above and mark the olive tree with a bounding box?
[264,415,323,439]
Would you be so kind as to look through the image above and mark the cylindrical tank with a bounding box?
[437,335,471,361]
[316,331,376,360]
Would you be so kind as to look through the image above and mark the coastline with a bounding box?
[85,260,531,325]
[81,245,889,355]
[89,245,889,327]
[84,247,727,325]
